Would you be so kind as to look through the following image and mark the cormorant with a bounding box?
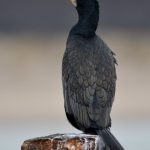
[62,0,124,149]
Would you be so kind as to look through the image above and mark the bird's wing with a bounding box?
[62,42,116,129]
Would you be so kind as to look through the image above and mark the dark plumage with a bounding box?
[62,0,124,149]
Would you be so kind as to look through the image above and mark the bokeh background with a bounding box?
[0,0,150,149]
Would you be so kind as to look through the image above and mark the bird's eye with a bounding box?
[69,0,77,7]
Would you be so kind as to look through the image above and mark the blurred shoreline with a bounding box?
[0,30,150,121]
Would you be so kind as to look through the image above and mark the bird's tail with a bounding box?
[97,129,124,150]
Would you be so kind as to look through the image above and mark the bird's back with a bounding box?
[62,34,117,132]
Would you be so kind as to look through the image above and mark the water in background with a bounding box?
[0,119,150,150]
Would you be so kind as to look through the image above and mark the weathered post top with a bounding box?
[21,133,110,150]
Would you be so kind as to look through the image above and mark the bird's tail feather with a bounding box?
[97,129,124,150]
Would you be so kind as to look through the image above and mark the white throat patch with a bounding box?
[70,0,77,7]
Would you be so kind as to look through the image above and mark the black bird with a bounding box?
[62,0,124,149]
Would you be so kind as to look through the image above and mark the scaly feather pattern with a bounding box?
[62,35,117,132]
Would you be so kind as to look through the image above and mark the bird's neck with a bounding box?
[70,0,99,38]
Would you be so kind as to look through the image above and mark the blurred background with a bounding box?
[0,0,150,149]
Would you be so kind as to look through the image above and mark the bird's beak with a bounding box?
[69,0,77,7]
